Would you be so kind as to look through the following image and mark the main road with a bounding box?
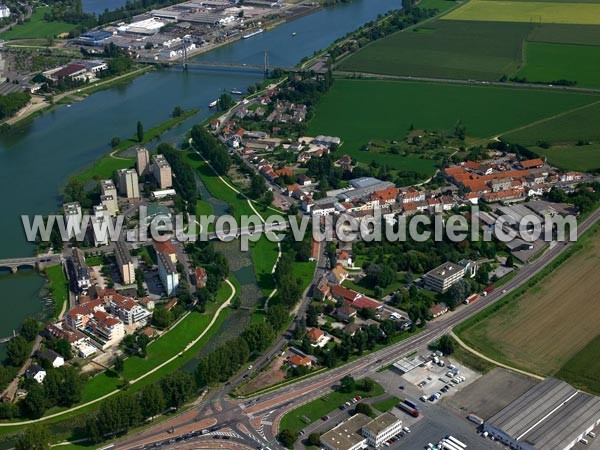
[112,207,600,450]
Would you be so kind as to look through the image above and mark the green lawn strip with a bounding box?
[0,7,74,40]
[454,223,600,374]
[45,265,68,319]
[250,235,279,297]
[513,41,600,88]
[280,383,385,434]
[529,143,600,172]
[557,333,600,395]
[308,79,599,169]
[75,109,198,183]
[342,278,406,298]
[372,396,400,413]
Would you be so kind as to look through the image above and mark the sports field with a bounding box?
[442,0,600,24]
[503,100,600,144]
[307,79,598,170]
[338,20,532,80]
[514,42,600,87]
[532,143,600,171]
[457,229,600,377]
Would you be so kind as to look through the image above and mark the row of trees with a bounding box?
[0,92,31,120]
[158,142,198,204]
[191,125,231,175]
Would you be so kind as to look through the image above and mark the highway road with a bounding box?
[113,207,600,450]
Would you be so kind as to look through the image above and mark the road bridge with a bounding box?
[0,255,62,273]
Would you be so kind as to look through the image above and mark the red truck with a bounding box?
[463,294,478,305]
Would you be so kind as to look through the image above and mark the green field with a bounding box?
[529,23,600,45]
[502,99,600,144]
[339,20,532,80]
[45,265,68,319]
[443,0,600,24]
[280,383,385,434]
[531,143,600,171]
[307,79,599,169]
[514,42,600,87]
[0,7,74,40]
[372,396,400,412]
[557,334,600,395]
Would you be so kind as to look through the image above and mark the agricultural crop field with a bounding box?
[514,42,600,87]
[502,100,600,145]
[307,79,598,171]
[558,334,600,395]
[338,20,532,80]
[442,0,600,24]
[531,143,600,172]
[457,230,600,377]
[529,23,600,45]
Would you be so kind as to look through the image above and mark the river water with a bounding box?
[0,0,402,336]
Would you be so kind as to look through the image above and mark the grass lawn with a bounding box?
[502,99,600,145]
[513,42,600,88]
[557,333,600,395]
[84,255,104,266]
[45,264,68,319]
[450,340,497,374]
[250,235,279,297]
[343,278,405,298]
[0,7,74,40]
[280,383,385,434]
[530,143,600,172]
[339,20,532,81]
[455,227,600,377]
[307,79,599,169]
[372,396,400,413]
[442,0,600,24]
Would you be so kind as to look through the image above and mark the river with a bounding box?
[0,0,402,337]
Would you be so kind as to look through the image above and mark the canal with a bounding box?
[0,0,402,337]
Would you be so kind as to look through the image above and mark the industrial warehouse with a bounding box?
[483,378,600,450]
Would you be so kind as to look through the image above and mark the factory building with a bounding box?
[484,378,600,450]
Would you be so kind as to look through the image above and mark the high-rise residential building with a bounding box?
[117,169,140,199]
[136,147,150,177]
[114,240,135,285]
[152,154,173,189]
[63,202,82,240]
[157,250,179,295]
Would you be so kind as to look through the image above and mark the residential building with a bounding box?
[306,327,326,345]
[194,267,207,287]
[153,240,177,263]
[109,296,151,326]
[424,262,466,293]
[362,412,403,448]
[101,179,118,198]
[37,349,65,368]
[335,306,357,322]
[136,147,150,176]
[69,248,91,292]
[157,250,179,295]
[118,168,140,199]
[90,215,110,247]
[63,202,82,240]
[88,310,125,348]
[289,355,312,368]
[115,240,135,285]
[64,299,104,331]
[429,303,449,318]
[26,365,47,384]
[152,154,173,189]
[100,194,118,216]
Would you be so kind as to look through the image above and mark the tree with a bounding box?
[20,317,40,342]
[307,433,321,446]
[160,372,195,408]
[355,403,373,417]
[140,383,166,419]
[111,136,121,148]
[437,335,455,355]
[15,425,50,450]
[505,254,514,267]
[172,105,184,117]
[340,375,356,393]
[114,356,125,375]
[19,383,47,419]
[152,305,173,329]
[266,304,288,331]
[136,121,144,143]
[6,336,29,367]
[278,429,297,448]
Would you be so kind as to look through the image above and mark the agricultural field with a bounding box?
[307,79,599,171]
[529,23,600,45]
[442,0,600,24]
[514,42,600,87]
[530,143,600,172]
[457,229,600,377]
[502,100,600,145]
[338,20,532,80]
[0,7,74,40]
[557,334,600,395]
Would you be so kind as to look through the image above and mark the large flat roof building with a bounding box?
[320,413,371,450]
[484,378,600,450]
[424,262,465,293]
